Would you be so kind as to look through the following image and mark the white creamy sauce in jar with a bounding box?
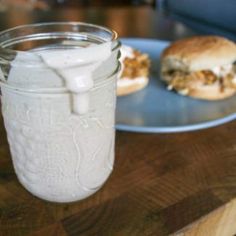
[1,41,118,202]
[37,42,112,114]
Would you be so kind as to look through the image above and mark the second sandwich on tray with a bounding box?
[161,36,236,100]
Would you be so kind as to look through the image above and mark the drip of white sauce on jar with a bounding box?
[37,42,112,115]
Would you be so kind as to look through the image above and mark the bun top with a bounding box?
[161,36,236,72]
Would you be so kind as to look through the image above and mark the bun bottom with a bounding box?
[162,75,236,100]
[117,77,148,96]
[188,84,236,100]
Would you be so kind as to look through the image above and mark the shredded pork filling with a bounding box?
[165,63,236,93]
[121,50,150,79]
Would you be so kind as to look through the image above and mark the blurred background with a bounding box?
[0,0,235,40]
[0,0,194,41]
[0,0,155,9]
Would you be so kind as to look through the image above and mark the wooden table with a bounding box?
[0,6,236,236]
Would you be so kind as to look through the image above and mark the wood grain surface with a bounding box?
[1,109,236,235]
[0,6,236,236]
[175,199,236,236]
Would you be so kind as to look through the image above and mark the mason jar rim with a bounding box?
[0,22,121,94]
[0,21,119,54]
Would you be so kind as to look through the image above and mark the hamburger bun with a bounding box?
[161,36,236,100]
[117,45,150,96]
[117,76,149,96]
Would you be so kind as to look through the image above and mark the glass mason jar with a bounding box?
[0,22,120,203]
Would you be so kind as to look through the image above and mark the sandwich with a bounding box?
[161,36,236,100]
[117,45,150,96]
